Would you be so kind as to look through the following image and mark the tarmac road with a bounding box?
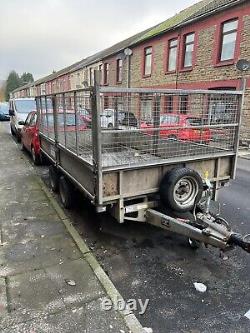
[4,122,250,333]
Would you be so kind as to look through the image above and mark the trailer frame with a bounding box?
[36,77,244,225]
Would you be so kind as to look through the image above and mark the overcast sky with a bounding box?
[0,0,197,81]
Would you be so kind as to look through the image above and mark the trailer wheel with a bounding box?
[188,238,201,250]
[160,168,203,212]
[59,176,73,209]
[49,166,59,192]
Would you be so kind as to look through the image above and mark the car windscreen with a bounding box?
[187,118,202,126]
[160,115,179,124]
[15,100,36,113]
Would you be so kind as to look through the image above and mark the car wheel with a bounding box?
[49,166,59,192]
[16,131,21,143]
[20,140,25,151]
[188,238,201,250]
[159,168,203,213]
[10,126,15,136]
[108,123,113,128]
[31,146,40,165]
[168,135,177,140]
[59,176,74,209]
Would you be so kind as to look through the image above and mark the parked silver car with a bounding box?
[9,98,36,141]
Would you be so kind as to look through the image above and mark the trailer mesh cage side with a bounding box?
[36,87,242,170]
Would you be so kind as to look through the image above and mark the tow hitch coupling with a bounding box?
[228,234,250,253]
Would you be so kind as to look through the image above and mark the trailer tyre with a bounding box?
[160,168,203,212]
[188,238,201,250]
[59,176,73,209]
[49,166,59,192]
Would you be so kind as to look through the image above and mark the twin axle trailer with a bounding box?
[36,80,250,254]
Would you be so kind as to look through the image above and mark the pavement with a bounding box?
[0,122,144,332]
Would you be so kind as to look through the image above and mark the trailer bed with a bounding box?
[58,130,232,169]
[37,86,242,218]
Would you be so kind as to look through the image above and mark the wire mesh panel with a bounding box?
[75,90,93,160]
[37,89,93,165]
[98,88,242,169]
[37,87,242,171]
[38,96,54,140]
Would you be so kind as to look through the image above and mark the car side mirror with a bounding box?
[9,110,14,116]
[18,120,25,126]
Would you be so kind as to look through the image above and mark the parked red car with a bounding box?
[20,111,88,164]
[141,113,211,143]
[20,111,41,164]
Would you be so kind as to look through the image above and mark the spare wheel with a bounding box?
[159,167,203,212]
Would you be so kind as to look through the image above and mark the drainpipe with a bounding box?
[127,54,131,88]
[124,48,133,88]
[175,30,182,90]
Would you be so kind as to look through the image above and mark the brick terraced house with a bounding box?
[12,0,250,142]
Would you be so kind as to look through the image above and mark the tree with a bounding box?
[0,84,5,102]
[20,72,34,85]
[5,71,21,101]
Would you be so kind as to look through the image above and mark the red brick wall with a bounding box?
[103,2,250,140]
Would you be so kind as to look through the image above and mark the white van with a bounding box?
[9,98,36,141]
[100,109,138,128]
[100,109,115,128]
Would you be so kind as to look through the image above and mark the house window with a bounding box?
[116,59,123,83]
[104,63,109,85]
[183,33,195,68]
[99,64,103,84]
[220,19,238,62]
[104,96,109,109]
[167,39,178,72]
[180,95,188,114]
[165,95,173,113]
[208,87,236,124]
[89,69,92,86]
[144,47,152,76]
[141,98,152,121]
[89,68,95,86]
[77,73,81,87]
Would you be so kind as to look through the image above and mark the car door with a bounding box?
[22,113,33,148]
[9,101,15,128]
[26,113,37,151]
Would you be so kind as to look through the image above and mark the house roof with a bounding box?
[13,0,246,92]
[12,81,35,93]
[80,0,246,64]
[137,0,244,41]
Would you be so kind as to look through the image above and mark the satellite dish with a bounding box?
[124,48,133,56]
[236,59,250,72]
